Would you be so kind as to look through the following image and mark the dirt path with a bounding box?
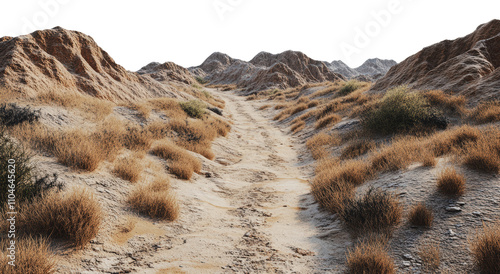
[60,90,349,273]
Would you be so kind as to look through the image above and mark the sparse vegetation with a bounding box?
[470,100,500,123]
[315,113,341,129]
[418,242,440,271]
[408,202,433,227]
[341,140,376,160]
[346,240,395,274]
[17,188,102,248]
[0,237,57,274]
[437,167,466,196]
[113,157,143,183]
[306,133,341,159]
[471,224,500,274]
[340,188,402,235]
[195,76,209,85]
[128,179,179,220]
[0,103,40,126]
[424,90,466,113]
[461,127,500,173]
[339,80,363,96]
[151,141,201,179]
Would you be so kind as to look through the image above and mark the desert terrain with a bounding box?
[0,19,499,274]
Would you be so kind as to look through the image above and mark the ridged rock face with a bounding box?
[328,60,359,78]
[0,27,180,101]
[372,19,500,102]
[138,61,196,85]
[327,59,397,79]
[191,50,344,91]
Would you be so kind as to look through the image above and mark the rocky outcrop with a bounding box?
[0,27,181,101]
[372,19,500,102]
[327,58,397,79]
[138,61,196,85]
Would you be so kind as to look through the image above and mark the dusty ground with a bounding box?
[49,89,350,274]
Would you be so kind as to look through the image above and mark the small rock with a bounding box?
[446,206,462,212]
[205,172,212,178]
[457,202,466,206]
[402,261,411,267]
[448,229,456,237]
[472,211,482,216]
[92,246,102,252]
[403,254,413,260]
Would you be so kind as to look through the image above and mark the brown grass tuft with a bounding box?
[17,188,102,248]
[0,237,57,274]
[291,120,306,133]
[151,141,201,179]
[470,100,500,123]
[424,90,465,112]
[341,140,376,160]
[418,241,440,271]
[437,167,466,196]
[461,127,500,173]
[113,157,143,183]
[408,202,433,227]
[128,180,179,220]
[346,240,395,274]
[37,91,113,121]
[371,136,421,172]
[306,133,341,160]
[315,113,341,129]
[430,125,480,156]
[471,224,500,274]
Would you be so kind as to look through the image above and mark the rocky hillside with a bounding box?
[372,19,500,102]
[0,27,184,101]
[190,50,345,91]
[327,58,397,79]
[137,61,196,85]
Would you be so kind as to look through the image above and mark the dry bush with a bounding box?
[128,180,179,220]
[371,136,422,172]
[338,80,364,96]
[471,224,500,274]
[17,188,102,248]
[113,157,143,183]
[430,125,480,156]
[146,120,169,140]
[274,103,289,110]
[418,241,440,271]
[311,177,354,214]
[148,98,187,120]
[422,150,437,167]
[297,97,310,104]
[306,133,341,160]
[437,167,466,196]
[307,100,320,108]
[461,127,500,173]
[316,159,373,187]
[92,116,126,160]
[315,113,341,129]
[408,202,433,227]
[470,100,500,123]
[180,100,206,119]
[206,116,231,137]
[340,188,402,235]
[259,104,271,110]
[310,82,341,98]
[166,118,220,159]
[130,101,152,119]
[0,237,57,274]
[37,91,113,121]
[341,140,376,160]
[346,240,395,274]
[151,141,201,179]
[424,90,466,112]
[123,124,154,151]
[291,120,305,133]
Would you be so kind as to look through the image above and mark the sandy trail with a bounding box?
[141,90,350,273]
[62,90,349,273]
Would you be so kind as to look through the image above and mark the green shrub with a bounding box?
[339,80,363,96]
[180,100,206,119]
[362,86,447,134]
[195,76,209,85]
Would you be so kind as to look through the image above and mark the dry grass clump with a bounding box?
[317,160,373,187]
[408,202,433,227]
[371,136,421,172]
[341,140,376,160]
[207,116,231,137]
[340,189,402,235]
[291,120,305,133]
[273,103,308,121]
[151,141,201,179]
[470,100,500,123]
[180,100,206,119]
[338,80,364,96]
[471,224,500,274]
[130,101,152,119]
[311,177,354,213]
[259,104,271,110]
[307,100,320,108]
[148,98,187,120]
[306,133,341,159]
[123,124,154,151]
[274,103,289,110]
[128,180,179,220]
[461,127,500,173]
[310,82,341,98]
[430,125,480,156]
[166,119,216,159]
[424,90,466,112]
[418,241,440,271]
[0,237,57,274]
[17,188,102,248]
[346,240,395,274]
[113,157,143,183]
[315,113,341,129]
[437,167,466,196]
[37,91,113,121]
